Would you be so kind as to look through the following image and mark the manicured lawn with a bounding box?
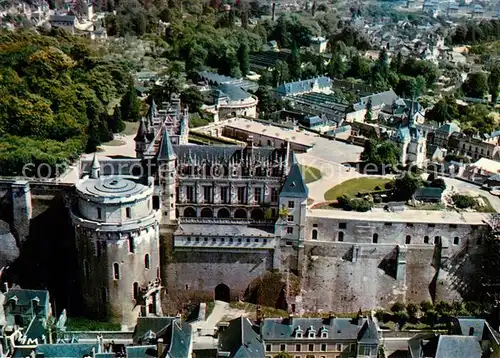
[300,165,322,184]
[324,177,392,201]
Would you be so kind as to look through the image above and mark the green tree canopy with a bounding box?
[462,72,489,98]
[394,172,423,201]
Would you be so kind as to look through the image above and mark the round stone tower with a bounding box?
[71,155,161,328]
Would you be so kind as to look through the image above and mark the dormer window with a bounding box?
[320,327,328,338]
[295,326,303,338]
[308,326,316,338]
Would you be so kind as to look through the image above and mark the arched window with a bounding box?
[133,282,139,300]
[113,263,120,280]
[144,254,150,269]
[338,232,344,242]
[434,236,440,245]
[405,235,411,244]
[128,236,135,253]
[454,237,460,245]
[373,233,378,244]
[312,229,318,240]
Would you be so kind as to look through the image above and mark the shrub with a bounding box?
[407,303,419,321]
[420,300,434,312]
[452,194,477,209]
[430,178,446,190]
[394,310,410,327]
[391,302,406,313]
[373,195,382,204]
[384,181,394,190]
[336,195,373,212]
[423,309,438,327]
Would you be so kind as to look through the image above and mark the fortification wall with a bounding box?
[297,214,485,313]
[164,249,274,301]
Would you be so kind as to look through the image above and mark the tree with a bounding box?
[364,97,373,122]
[489,64,500,104]
[272,61,290,87]
[238,41,250,77]
[462,72,489,98]
[360,139,400,167]
[108,106,125,133]
[274,352,293,358]
[120,82,141,122]
[346,53,370,80]
[288,41,301,80]
[425,97,459,125]
[327,52,346,79]
[394,172,423,201]
[180,86,204,113]
[390,51,403,73]
[462,104,495,134]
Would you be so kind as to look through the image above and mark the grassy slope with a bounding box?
[324,177,392,201]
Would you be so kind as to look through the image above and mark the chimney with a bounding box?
[288,313,294,325]
[328,313,335,325]
[157,338,165,357]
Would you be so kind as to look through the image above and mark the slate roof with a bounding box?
[280,164,308,198]
[456,317,487,340]
[158,129,177,161]
[171,145,286,164]
[413,187,444,200]
[299,115,325,128]
[218,84,252,101]
[175,223,275,237]
[35,343,98,357]
[353,90,399,111]
[133,317,175,344]
[408,334,438,358]
[164,320,191,358]
[274,77,332,96]
[435,336,482,358]
[437,123,460,135]
[198,71,259,92]
[126,345,157,357]
[5,289,49,308]
[261,317,374,341]
[25,317,47,341]
[94,354,116,358]
[135,118,149,142]
[218,317,265,358]
[357,319,380,344]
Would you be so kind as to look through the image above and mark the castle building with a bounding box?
[71,98,489,326]
[71,155,162,327]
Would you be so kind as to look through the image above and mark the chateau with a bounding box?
[0,98,489,328]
